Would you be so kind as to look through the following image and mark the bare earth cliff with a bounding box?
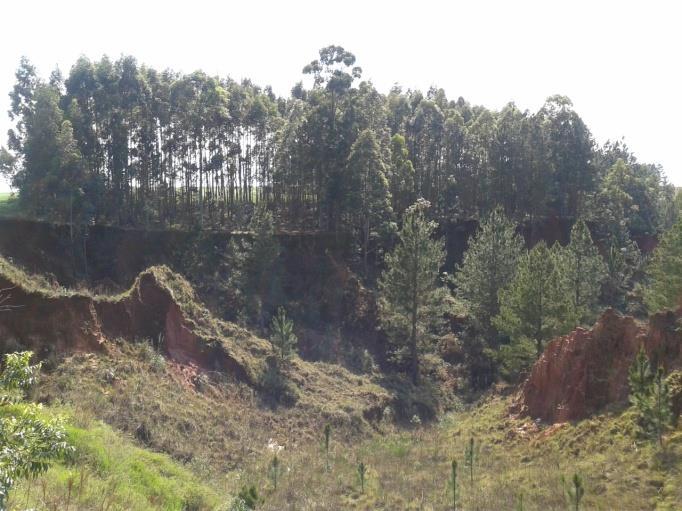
[516,308,682,422]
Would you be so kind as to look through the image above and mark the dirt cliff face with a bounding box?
[516,308,682,423]
[0,265,258,383]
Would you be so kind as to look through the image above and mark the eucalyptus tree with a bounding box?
[344,129,393,276]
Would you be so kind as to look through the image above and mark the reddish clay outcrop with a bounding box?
[516,308,682,423]
[0,266,254,382]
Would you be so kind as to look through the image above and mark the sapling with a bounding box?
[562,473,585,511]
[270,454,280,490]
[323,423,331,471]
[450,459,458,511]
[357,462,367,493]
[464,437,479,485]
[516,492,524,511]
[651,367,674,447]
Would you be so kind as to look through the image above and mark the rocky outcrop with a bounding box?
[516,308,682,423]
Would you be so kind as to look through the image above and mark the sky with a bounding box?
[1,0,680,190]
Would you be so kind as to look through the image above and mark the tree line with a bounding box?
[1,46,676,243]
[378,198,682,386]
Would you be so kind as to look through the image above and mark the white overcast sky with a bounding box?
[1,0,680,190]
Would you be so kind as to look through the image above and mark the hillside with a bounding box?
[0,252,679,509]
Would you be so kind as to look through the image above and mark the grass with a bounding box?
[36,345,682,510]
[0,191,21,218]
[233,395,681,510]
[7,412,224,510]
[2,255,679,509]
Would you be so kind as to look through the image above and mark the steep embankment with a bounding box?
[516,308,682,423]
[0,256,391,434]
[0,258,266,382]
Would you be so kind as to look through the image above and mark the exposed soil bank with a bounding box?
[517,308,682,422]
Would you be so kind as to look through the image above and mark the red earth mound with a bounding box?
[515,308,682,423]
[0,266,250,381]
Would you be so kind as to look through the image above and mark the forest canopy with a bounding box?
[0,47,676,237]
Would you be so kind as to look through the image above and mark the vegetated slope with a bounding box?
[5,404,223,510]
[0,255,391,460]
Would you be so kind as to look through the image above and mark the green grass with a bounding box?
[8,409,224,510]
[0,191,21,217]
[232,396,681,510]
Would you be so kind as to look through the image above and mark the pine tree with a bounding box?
[562,473,585,511]
[628,350,674,446]
[494,242,570,358]
[650,368,674,447]
[644,218,682,312]
[357,462,366,493]
[269,307,297,363]
[454,206,524,336]
[628,346,653,408]
[557,220,607,325]
[464,437,479,486]
[378,199,447,384]
[450,459,458,511]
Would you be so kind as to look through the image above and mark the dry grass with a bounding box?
[37,346,682,510]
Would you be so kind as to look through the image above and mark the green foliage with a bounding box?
[463,437,479,486]
[495,338,537,383]
[649,368,674,446]
[344,129,393,275]
[357,461,366,493]
[269,307,297,363]
[628,346,653,408]
[0,352,72,508]
[556,220,607,324]
[270,454,280,490]
[323,423,331,471]
[2,54,673,242]
[494,242,570,358]
[644,218,682,312]
[562,473,585,511]
[450,459,458,510]
[389,134,415,214]
[378,199,448,383]
[454,206,524,336]
[235,485,261,509]
[628,350,674,446]
[259,357,299,407]
[231,206,282,323]
[0,351,41,403]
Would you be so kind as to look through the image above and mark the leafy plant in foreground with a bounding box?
[0,352,73,508]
